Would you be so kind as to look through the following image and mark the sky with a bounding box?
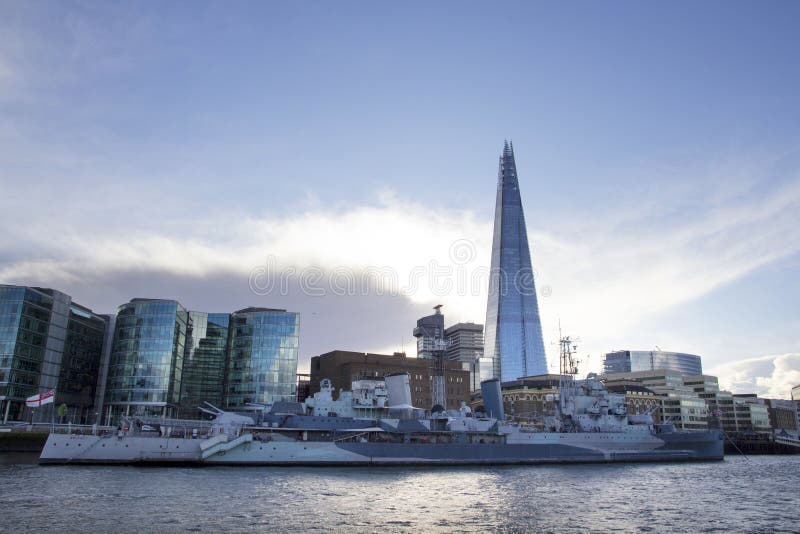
[1,1,799,398]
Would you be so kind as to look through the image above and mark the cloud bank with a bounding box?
[710,353,800,399]
[2,149,800,390]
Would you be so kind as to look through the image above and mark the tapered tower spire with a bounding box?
[483,142,548,382]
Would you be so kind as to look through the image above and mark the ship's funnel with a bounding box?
[385,372,413,408]
[481,378,505,420]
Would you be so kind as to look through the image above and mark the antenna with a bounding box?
[558,321,580,377]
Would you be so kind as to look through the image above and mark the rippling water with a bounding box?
[0,454,797,532]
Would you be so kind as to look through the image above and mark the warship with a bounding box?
[39,371,723,466]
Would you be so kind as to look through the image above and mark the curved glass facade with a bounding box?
[224,308,299,409]
[105,299,189,419]
[484,142,548,382]
[180,311,229,417]
[603,350,703,376]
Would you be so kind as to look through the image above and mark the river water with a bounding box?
[0,454,797,532]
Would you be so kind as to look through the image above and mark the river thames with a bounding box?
[0,454,797,532]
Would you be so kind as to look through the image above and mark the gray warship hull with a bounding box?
[39,428,724,466]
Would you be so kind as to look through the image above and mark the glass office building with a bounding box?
[58,302,107,422]
[180,311,230,417]
[224,307,299,410]
[0,285,109,423]
[603,350,703,376]
[104,299,190,421]
[413,306,445,360]
[484,142,548,382]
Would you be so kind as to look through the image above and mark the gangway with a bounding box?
[200,433,252,459]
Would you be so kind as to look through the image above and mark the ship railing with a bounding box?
[333,430,372,443]
[332,428,387,443]
[47,423,115,436]
[121,416,218,438]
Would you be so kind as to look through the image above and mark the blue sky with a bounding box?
[1,1,799,396]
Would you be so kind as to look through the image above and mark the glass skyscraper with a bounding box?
[224,307,299,410]
[484,142,548,382]
[105,299,190,420]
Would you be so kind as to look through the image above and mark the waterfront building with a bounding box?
[0,285,110,424]
[732,394,772,433]
[683,375,737,431]
[603,350,702,376]
[603,370,708,430]
[765,398,799,435]
[224,307,299,411]
[179,311,230,417]
[309,350,470,410]
[104,299,190,422]
[484,142,548,382]
[661,394,708,430]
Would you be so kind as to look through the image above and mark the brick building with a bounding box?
[309,350,470,410]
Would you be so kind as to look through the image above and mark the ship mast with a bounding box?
[557,322,580,418]
[558,321,579,377]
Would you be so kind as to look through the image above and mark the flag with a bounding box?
[26,390,55,408]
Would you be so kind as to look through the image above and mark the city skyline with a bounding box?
[1,2,799,398]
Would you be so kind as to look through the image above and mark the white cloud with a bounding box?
[709,353,800,398]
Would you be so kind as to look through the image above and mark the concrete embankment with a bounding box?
[0,429,49,452]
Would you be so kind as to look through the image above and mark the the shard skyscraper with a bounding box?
[483,141,548,382]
